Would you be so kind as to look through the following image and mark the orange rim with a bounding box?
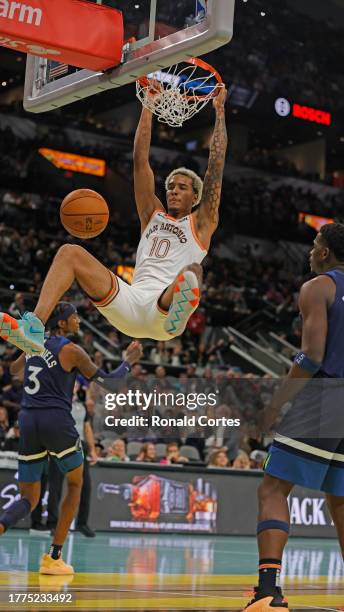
[137,57,223,101]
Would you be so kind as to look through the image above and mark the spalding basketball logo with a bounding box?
[86,217,93,230]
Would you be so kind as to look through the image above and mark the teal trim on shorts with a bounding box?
[266,443,344,495]
[18,458,48,482]
[51,449,84,473]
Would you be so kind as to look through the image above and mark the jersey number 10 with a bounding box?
[149,238,171,259]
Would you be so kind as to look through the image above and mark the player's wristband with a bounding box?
[294,352,321,375]
[90,361,131,391]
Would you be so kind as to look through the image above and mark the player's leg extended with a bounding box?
[0,481,41,535]
[243,474,292,611]
[40,463,83,575]
[326,494,344,558]
[0,245,116,354]
[160,263,202,336]
[35,245,115,323]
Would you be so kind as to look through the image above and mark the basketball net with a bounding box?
[136,57,223,127]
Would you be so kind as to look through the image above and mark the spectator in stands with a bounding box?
[128,364,145,381]
[170,341,183,366]
[0,364,11,387]
[161,442,189,465]
[186,364,197,379]
[4,420,20,451]
[149,342,170,365]
[186,309,206,340]
[0,406,9,449]
[2,376,22,421]
[207,448,230,468]
[106,439,130,463]
[153,366,172,393]
[202,366,216,394]
[94,442,105,458]
[136,442,157,463]
[93,351,105,371]
[232,450,251,470]
[185,363,201,394]
[86,378,108,437]
[8,292,25,317]
[1,345,17,366]
[33,271,43,293]
[81,329,95,357]
[286,316,302,348]
[108,330,120,351]
[127,364,150,395]
[249,449,267,470]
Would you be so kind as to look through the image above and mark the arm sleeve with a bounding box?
[89,361,131,391]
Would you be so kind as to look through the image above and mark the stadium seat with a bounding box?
[127,441,142,458]
[155,443,167,458]
[180,445,200,461]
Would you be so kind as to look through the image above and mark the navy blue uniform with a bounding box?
[265,270,344,496]
[320,270,344,377]
[18,336,83,482]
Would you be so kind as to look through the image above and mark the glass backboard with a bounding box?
[23,0,235,113]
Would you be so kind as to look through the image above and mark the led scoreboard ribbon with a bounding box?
[39,148,106,177]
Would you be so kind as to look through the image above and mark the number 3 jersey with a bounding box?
[132,210,207,290]
[22,336,77,411]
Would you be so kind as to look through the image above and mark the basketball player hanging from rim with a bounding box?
[0,86,228,353]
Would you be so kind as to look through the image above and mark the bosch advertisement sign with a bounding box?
[275,97,332,126]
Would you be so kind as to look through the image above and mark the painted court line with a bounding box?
[299,607,340,612]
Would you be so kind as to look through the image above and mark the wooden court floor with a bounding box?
[0,530,343,611]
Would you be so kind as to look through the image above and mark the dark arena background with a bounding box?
[0,1,343,610]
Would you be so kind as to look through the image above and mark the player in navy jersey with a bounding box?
[0,302,142,575]
[244,223,344,612]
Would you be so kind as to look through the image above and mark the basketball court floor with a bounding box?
[0,531,343,611]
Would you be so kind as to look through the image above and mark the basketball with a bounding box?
[60,189,109,239]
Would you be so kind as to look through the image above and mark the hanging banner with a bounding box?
[0,0,123,71]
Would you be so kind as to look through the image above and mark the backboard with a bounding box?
[23,0,235,113]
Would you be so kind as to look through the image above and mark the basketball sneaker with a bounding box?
[243,587,289,611]
[164,270,200,336]
[39,553,74,575]
[0,312,44,354]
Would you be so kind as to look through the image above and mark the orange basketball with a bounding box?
[60,189,109,239]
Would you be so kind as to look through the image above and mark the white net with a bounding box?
[136,60,223,127]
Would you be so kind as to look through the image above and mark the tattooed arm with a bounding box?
[134,103,164,234]
[195,88,228,249]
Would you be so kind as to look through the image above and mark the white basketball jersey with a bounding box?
[132,210,207,289]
